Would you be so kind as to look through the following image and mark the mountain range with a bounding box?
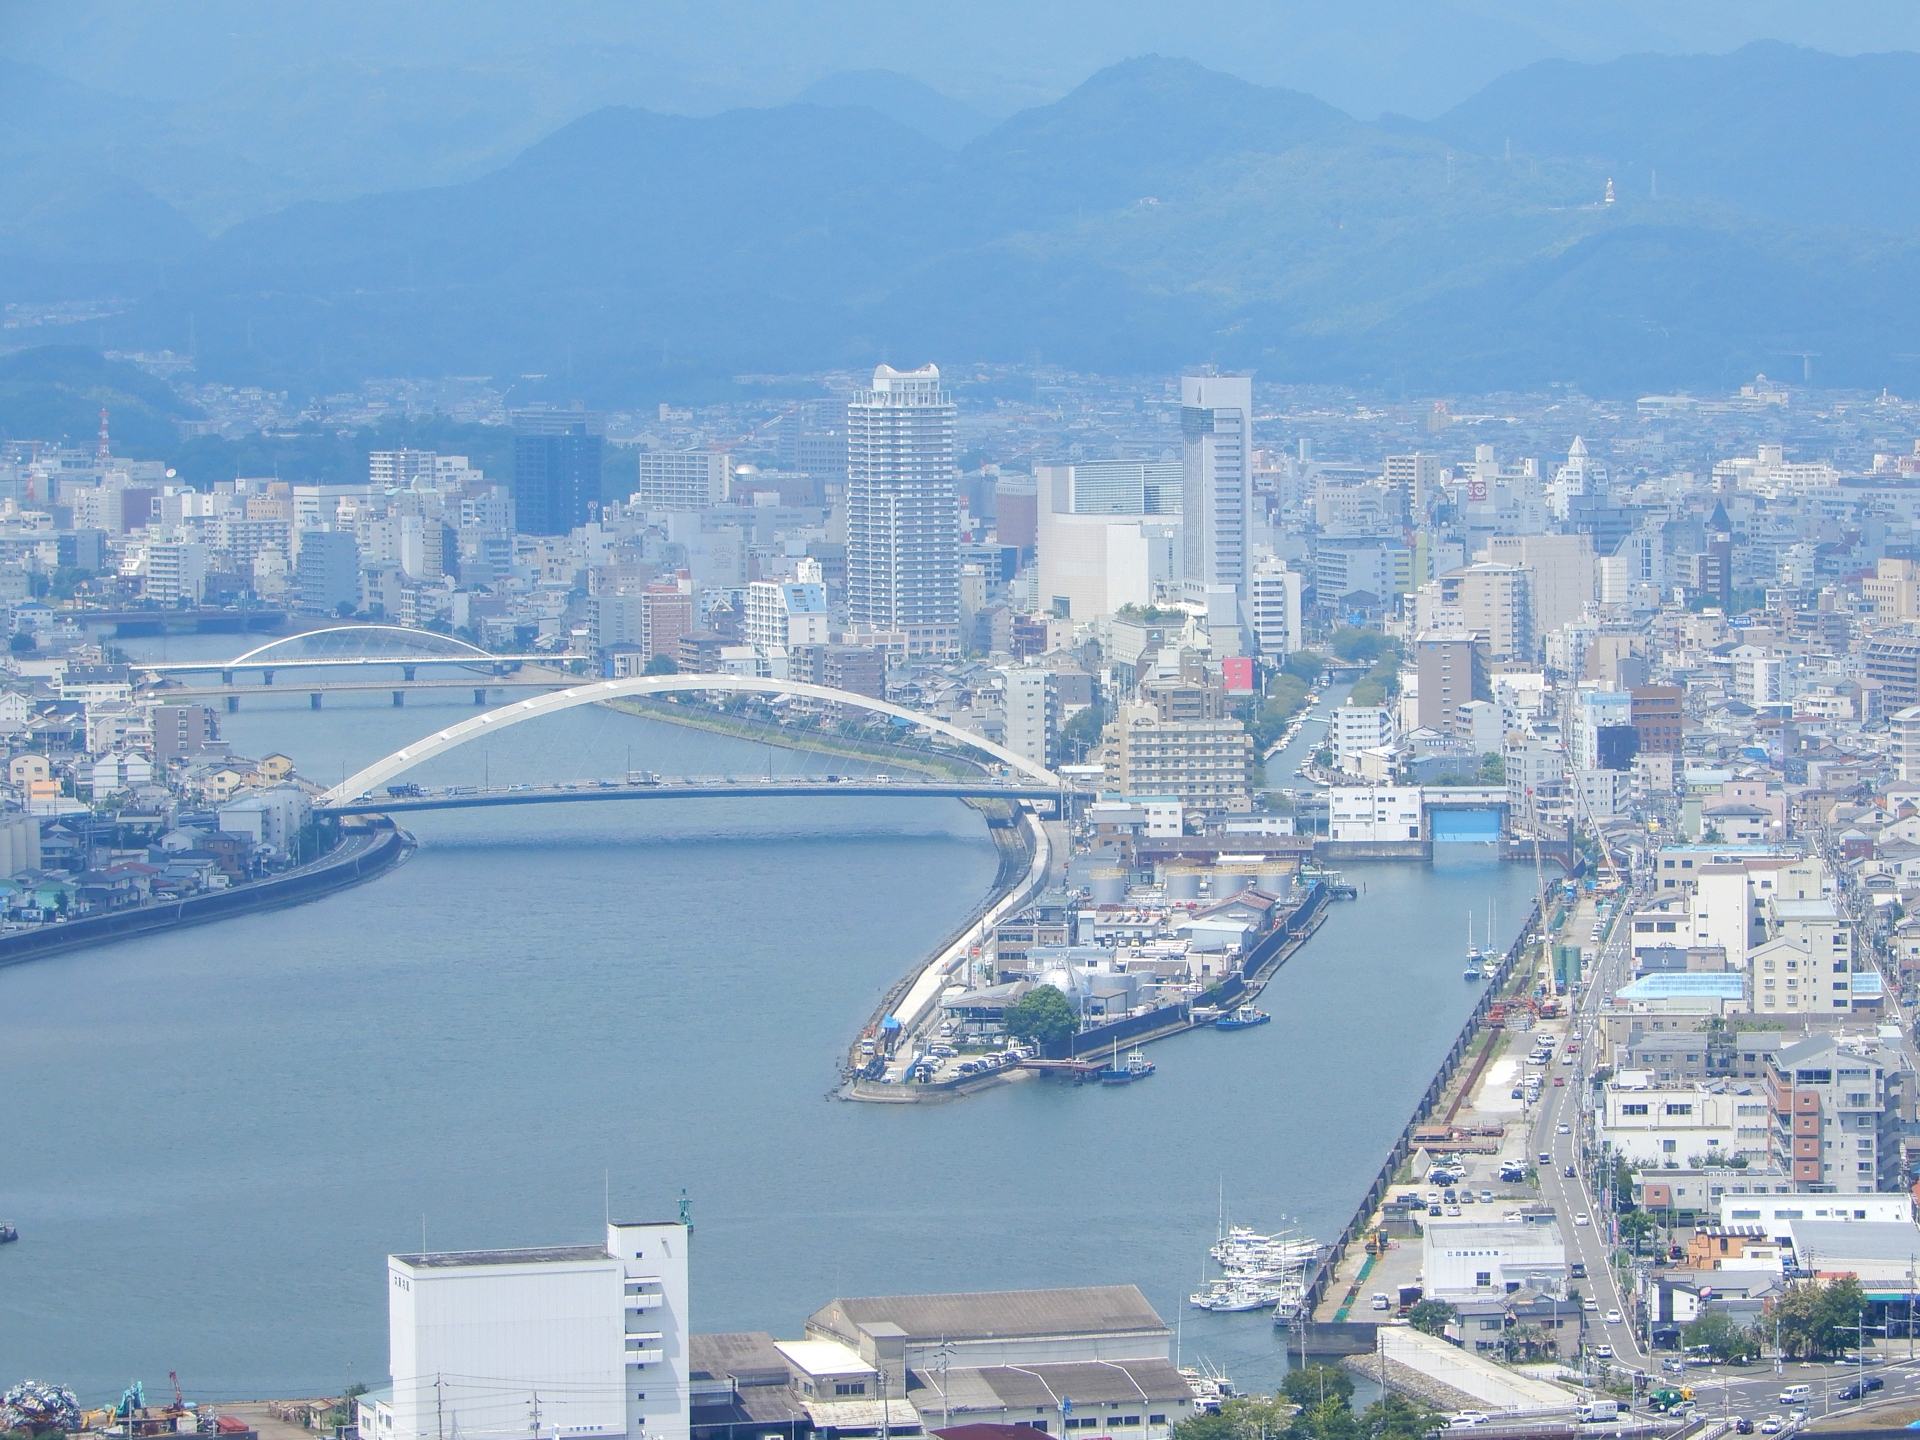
[4,42,1920,401]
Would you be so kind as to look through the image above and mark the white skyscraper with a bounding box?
[1181,372,1254,653]
[846,363,961,656]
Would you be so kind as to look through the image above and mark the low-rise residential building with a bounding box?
[1600,1082,1766,1167]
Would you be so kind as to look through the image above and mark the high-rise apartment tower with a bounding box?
[846,364,960,656]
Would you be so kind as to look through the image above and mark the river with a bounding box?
[0,644,1543,1401]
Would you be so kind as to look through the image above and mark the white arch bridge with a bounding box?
[317,675,1067,814]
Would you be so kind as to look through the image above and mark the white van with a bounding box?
[1778,1386,1811,1405]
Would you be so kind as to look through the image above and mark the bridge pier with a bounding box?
[310,693,322,710]
[392,690,405,707]
[474,689,487,705]
[221,669,233,685]
[403,666,417,681]
[226,695,239,712]
[262,669,274,685]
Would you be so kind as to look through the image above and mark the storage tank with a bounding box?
[1090,867,1128,906]
[1256,861,1295,901]
[1165,865,1203,901]
[1211,865,1252,898]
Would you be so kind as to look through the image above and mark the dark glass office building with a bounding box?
[512,408,604,535]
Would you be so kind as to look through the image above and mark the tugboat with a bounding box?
[1100,1045,1156,1084]
[0,1220,17,1243]
[1215,1005,1272,1030]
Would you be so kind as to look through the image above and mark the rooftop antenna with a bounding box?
[678,1187,692,1233]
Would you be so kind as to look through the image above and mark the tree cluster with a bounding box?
[1774,1277,1872,1359]
[1172,1366,1438,1440]
[1002,984,1077,1047]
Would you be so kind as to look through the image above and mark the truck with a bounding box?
[1576,1401,1619,1424]
[1648,1389,1695,1412]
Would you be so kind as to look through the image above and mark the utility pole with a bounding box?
[436,1376,445,1440]
[528,1391,542,1440]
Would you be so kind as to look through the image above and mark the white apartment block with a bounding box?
[999,668,1058,770]
[745,581,830,653]
[1248,557,1304,657]
[365,1220,689,1440]
[1332,703,1395,769]
[635,452,731,511]
[1326,785,1423,843]
[1601,1083,1765,1167]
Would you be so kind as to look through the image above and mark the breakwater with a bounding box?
[1295,894,1553,1337]
[0,819,410,969]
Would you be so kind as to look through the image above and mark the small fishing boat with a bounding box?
[1214,1006,1271,1030]
[1100,1045,1155,1084]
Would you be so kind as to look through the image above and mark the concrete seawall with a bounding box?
[0,820,411,970]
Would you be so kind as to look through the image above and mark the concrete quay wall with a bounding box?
[0,821,410,970]
[1298,896,1551,1324]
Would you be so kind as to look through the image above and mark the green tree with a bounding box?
[1060,701,1110,763]
[1282,1365,1354,1411]
[1618,1210,1656,1254]
[1174,1394,1292,1440]
[1362,1394,1440,1440]
[1331,627,1396,662]
[1818,1275,1871,1356]
[1408,1299,1455,1336]
[1283,651,1326,683]
[8,631,34,653]
[1002,984,1077,1046]
[643,653,679,675]
[1477,753,1504,785]
[1682,1311,1760,1363]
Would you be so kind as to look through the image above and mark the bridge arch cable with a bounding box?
[321,676,1058,805]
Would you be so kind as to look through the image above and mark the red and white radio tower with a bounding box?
[96,407,111,462]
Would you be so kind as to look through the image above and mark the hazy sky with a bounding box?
[8,0,1920,120]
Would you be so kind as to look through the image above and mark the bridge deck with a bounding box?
[322,781,1061,815]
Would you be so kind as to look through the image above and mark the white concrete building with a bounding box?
[1332,703,1396,770]
[1600,1083,1764,1167]
[1423,1217,1568,1299]
[847,364,961,656]
[634,451,731,511]
[1248,556,1303,658]
[1720,1192,1913,1236]
[745,581,830,653]
[364,1220,689,1440]
[1327,785,1423,843]
[998,667,1058,770]
[216,785,312,852]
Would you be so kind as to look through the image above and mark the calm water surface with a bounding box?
[0,642,1540,1399]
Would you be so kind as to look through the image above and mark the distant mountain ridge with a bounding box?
[6,43,1920,398]
[791,70,998,149]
